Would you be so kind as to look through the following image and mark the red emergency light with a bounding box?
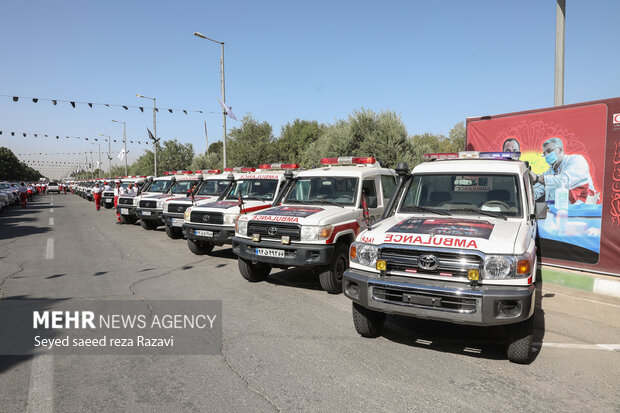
[320,157,376,165]
[259,163,300,170]
[224,167,256,173]
[196,169,222,174]
[424,153,458,160]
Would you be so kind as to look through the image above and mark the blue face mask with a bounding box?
[544,149,558,166]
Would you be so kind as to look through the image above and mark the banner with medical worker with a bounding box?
[466,97,620,276]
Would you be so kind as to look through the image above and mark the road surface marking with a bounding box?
[45,238,54,260]
[48,217,54,226]
[539,342,620,351]
[550,291,620,308]
[593,279,620,298]
[27,354,54,413]
[49,208,53,213]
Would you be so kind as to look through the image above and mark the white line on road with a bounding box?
[49,208,53,213]
[45,238,54,260]
[593,279,620,298]
[48,217,54,226]
[539,342,620,351]
[549,291,620,308]
[27,354,54,413]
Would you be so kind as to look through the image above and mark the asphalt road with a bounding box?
[0,194,619,412]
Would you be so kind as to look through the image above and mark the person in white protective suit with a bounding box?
[532,137,599,204]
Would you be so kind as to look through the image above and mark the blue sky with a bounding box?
[2,0,619,178]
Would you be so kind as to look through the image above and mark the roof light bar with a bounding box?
[423,153,458,160]
[224,167,256,173]
[320,157,376,165]
[259,163,300,170]
[479,151,521,160]
[196,169,222,174]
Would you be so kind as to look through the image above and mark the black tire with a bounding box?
[187,238,214,255]
[165,225,183,239]
[104,204,113,209]
[119,215,136,224]
[238,258,271,282]
[318,244,348,294]
[352,302,386,338]
[506,317,534,364]
[140,220,159,230]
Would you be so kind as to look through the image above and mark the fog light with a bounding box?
[281,235,290,245]
[499,300,522,317]
[345,281,359,297]
[467,269,480,281]
[252,233,260,242]
[376,260,387,271]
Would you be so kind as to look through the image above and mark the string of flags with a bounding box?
[1,130,150,145]
[2,94,219,115]
[18,152,96,156]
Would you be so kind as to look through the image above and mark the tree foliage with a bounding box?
[0,147,42,181]
[227,115,275,167]
[157,139,194,172]
[273,119,322,164]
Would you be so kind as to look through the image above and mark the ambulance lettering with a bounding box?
[383,233,478,249]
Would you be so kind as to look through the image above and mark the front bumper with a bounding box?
[183,223,234,244]
[162,212,185,228]
[232,237,336,267]
[102,196,115,206]
[137,208,163,224]
[116,205,138,218]
[343,268,535,326]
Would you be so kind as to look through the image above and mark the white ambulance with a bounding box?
[343,151,546,364]
[161,170,234,239]
[233,157,397,293]
[183,165,298,255]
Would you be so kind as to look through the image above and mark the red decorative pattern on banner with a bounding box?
[612,141,620,226]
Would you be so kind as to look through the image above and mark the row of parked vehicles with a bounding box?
[0,182,25,211]
[71,152,545,363]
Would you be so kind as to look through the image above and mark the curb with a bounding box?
[541,267,620,299]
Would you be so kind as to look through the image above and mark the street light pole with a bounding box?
[193,31,227,168]
[554,0,566,107]
[112,120,128,175]
[137,94,158,176]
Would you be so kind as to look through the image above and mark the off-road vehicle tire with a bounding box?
[318,244,348,294]
[352,302,386,338]
[165,225,183,239]
[506,317,534,364]
[187,239,214,255]
[238,258,271,282]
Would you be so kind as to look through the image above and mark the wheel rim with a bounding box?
[335,257,346,281]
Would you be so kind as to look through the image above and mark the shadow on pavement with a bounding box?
[266,268,323,291]
[0,224,50,241]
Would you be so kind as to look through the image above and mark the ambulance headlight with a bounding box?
[482,256,515,279]
[132,198,139,206]
[184,207,193,221]
[223,213,240,224]
[163,202,169,213]
[236,220,248,236]
[349,242,378,268]
[157,200,165,209]
[300,225,333,241]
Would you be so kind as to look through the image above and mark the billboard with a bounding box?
[466,97,620,276]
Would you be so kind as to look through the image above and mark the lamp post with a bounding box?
[111,120,127,175]
[99,134,113,175]
[137,94,158,176]
[193,31,227,168]
[90,143,101,178]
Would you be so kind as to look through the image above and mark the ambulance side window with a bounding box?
[381,175,396,202]
[362,178,378,208]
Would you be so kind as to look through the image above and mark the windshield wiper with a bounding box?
[405,206,451,216]
[313,200,344,208]
[452,207,507,221]
[286,199,311,205]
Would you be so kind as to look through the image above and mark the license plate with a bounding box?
[255,248,285,258]
[142,211,152,216]
[120,208,129,215]
[171,218,184,227]
[195,230,213,237]
[105,199,112,203]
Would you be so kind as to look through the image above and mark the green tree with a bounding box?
[130,150,155,176]
[227,115,275,167]
[207,141,223,156]
[0,147,42,181]
[157,139,194,172]
[446,121,466,152]
[191,151,222,171]
[358,111,408,168]
[273,119,322,163]
[300,120,353,167]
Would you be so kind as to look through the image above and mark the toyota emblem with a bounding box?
[418,254,439,271]
[267,227,278,236]
[202,215,210,222]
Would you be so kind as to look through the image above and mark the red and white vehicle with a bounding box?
[343,152,547,363]
[183,165,299,255]
[233,157,397,293]
[161,170,234,239]
[136,171,202,230]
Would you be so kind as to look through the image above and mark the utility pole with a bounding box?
[112,120,128,175]
[204,121,208,153]
[137,94,158,176]
[554,0,566,107]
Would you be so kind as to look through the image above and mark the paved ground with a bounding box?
[0,194,619,412]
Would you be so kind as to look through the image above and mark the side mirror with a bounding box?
[367,196,378,209]
[534,202,547,220]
